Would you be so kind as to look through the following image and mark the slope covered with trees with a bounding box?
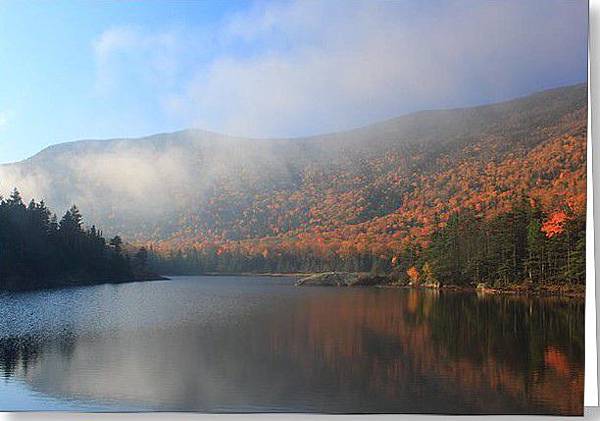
[148,84,587,287]
[0,83,587,287]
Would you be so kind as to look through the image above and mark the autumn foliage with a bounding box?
[407,266,419,284]
[143,85,586,286]
[541,211,569,238]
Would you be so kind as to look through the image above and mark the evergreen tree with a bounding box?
[0,190,134,290]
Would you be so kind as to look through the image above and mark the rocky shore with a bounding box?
[295,272,391,287]
[295,272,584,298]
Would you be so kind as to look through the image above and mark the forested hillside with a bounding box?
[0,84,587,286]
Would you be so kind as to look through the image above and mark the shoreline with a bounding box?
[376,283,585,299]
[0,273,169,293]
[198,272,585,299]
[200,272,309,278]
[3,271,584,299]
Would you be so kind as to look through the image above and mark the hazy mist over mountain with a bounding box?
[0,83,587,244]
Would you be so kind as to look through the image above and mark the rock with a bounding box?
[424,281,441,289]
[295,272,357,286]
[295,272,390,287]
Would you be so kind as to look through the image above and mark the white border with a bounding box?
[0,2,597,420]
[589,0,600,408]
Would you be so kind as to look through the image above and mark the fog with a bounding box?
[0,0,588,238]
[0,80,587,241]
[0,130,309,237]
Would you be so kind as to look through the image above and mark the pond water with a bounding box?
[0,276,584,414]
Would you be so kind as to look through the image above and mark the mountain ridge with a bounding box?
[0,83,587,266]
[3,82,586,166]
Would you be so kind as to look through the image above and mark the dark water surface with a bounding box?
[0,276,584,414]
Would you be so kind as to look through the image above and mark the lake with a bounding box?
[0,275,584,414]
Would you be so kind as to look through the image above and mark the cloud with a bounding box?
[0,130,301,237]
[94,0,588,138]
[177,0,588,137]
[93,27,139,63]
[92,26,183,94]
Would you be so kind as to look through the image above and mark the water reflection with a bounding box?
[0,277,584,414]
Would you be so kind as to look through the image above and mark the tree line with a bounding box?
[148,198,585,287]
[0,189,150,290]
[420,199,585,286]
[1,185,583,289]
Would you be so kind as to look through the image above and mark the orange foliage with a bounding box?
[407,266,419,284]
[150,99,586,261]
[541,211,569,238]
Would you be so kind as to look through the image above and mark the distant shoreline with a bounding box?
[179,272,586,299]
[377,283,585,299]
[200,272,308,278]
[2,271,584,299]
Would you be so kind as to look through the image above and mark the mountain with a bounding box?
[0,83,587,264]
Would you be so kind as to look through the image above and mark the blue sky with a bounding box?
[0,0,588,164]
